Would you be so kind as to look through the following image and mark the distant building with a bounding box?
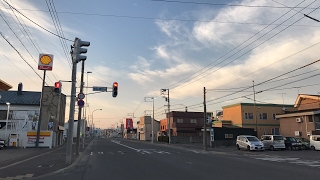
[220,103,296,138]
[160,111,212,137]
[137,116,159,141]
[277,94,320,138]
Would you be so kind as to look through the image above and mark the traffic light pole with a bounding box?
[66,60,77,164]
[76,60,85,156]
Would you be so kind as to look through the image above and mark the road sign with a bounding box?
[77,99,85,107]
[78,92,85,99]
[93,86,107,91]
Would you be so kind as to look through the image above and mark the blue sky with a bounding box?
[1,0,320,129]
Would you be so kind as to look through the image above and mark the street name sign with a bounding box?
[93,86,107,91]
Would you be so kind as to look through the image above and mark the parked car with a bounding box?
[260,135,286,151]
[284,137,303,150]
[0,138,6,149]
[236,135,264,151]
[296,137,310,150]
[310,135,320,151]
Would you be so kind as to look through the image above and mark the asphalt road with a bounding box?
[41,138,320,180]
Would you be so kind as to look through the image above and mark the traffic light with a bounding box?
[72,37,90,63]
[54,81,62,93]
[112,82,118,97]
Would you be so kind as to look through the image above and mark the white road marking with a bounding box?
[254,157,320,168]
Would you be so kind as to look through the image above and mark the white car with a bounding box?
[236,135,264,151]
[310,135,320,150]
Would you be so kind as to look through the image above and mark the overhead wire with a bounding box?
[2,0,73,41]
[169,0,313,92]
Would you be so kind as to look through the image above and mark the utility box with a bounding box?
[9,133,19,147]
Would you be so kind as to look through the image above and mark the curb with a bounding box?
[30,139,95,179]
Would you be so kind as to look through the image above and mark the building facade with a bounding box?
[277,94,320,139]
[0,83,66,147]
[137,116,159,141]
[221,103,296,138]
[160,111,212,137]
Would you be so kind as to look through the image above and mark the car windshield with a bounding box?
[286,137,297,142]
[273,136,283,140]
[247,137,259,141]
[298,138,310,143]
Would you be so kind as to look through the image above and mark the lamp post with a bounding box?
[92,109,102,137]
[5,102,10,142]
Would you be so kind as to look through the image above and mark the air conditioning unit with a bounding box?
[296,118,302,123]
[295,131,301,136]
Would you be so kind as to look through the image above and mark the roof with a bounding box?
[0,91,40,105]
[222,102,294,109]
[0,79,12,91]
[294,94,320,108]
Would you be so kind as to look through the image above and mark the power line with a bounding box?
[2,0,73,41]
[151,0,320,9]
[169,0,314,92]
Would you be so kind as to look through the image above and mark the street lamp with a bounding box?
[85,71,92,119]
[5,102,10,141]
[92,108,102,136]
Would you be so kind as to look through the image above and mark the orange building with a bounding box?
[221,103,296,138]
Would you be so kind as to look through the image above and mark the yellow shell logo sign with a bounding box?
[40,55,52,65]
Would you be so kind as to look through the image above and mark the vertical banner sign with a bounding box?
[38,54,54,70]
[126,118,133,129]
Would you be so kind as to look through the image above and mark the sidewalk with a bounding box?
[0,138,94,180]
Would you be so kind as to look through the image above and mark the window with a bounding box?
[271,128,280,135]
[315,115,320,130]
[259,113,267,120]
[177,119,183,123]
[225,134,233,139]
[272,114,279,120]
[190,119,197,123]
[244,113,254,120]
[307,115,313,122]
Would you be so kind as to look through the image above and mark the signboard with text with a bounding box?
[126,118,133,129]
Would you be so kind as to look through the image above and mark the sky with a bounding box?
[1,0,320,129]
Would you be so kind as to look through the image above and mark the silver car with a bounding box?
[260,135,285,151]
[236,135,264,151]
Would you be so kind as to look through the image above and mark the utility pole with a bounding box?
[203,87,207,151]
[76,60,85,155]
[253,80,257,136]
[35,70,46,148]
[161,89,170,144]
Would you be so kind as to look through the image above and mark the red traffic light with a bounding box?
[55,82,61,88]
[112,82,118,97]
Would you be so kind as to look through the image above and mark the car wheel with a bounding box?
[237,144,240,150]
[270,146,274,151]
[247,145,250,151]
[311,146,316,151]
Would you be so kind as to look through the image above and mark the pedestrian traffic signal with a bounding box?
[72,37,90,63]
[54,81,62,93]
[112,82,118,98]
